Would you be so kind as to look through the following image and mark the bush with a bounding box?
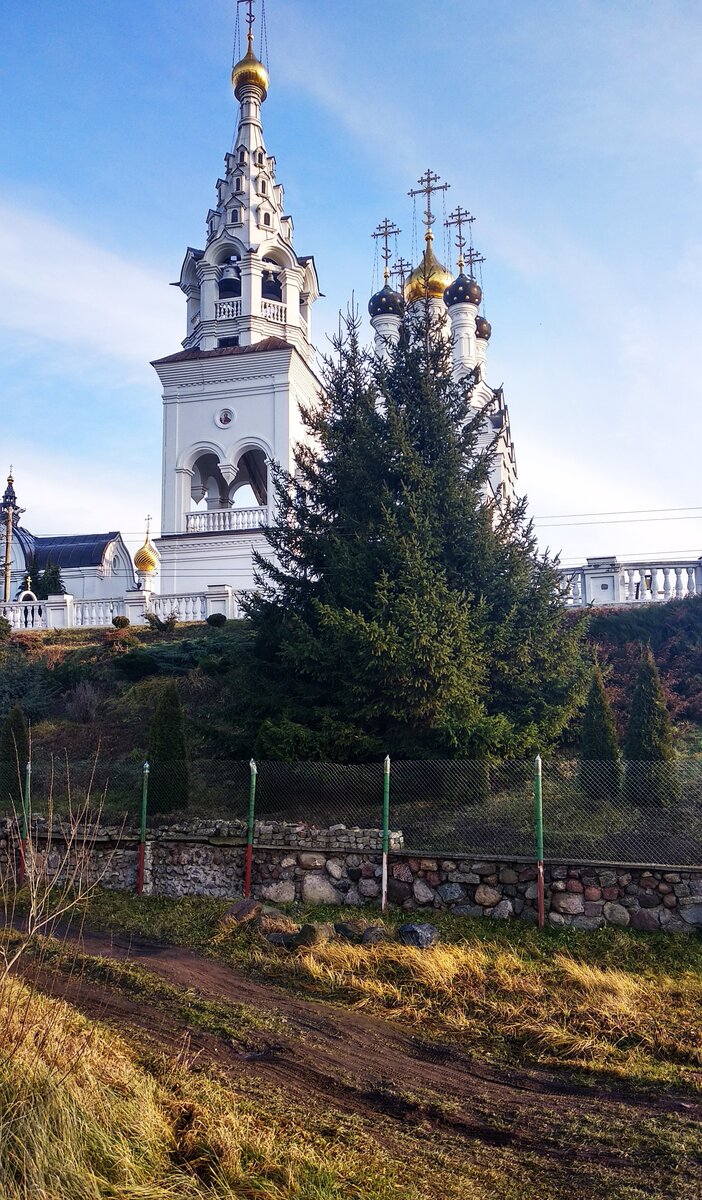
[579,663,622,801]
[145,610,178,634]
[206,612,227,628]
[0,650,57,723]
[624,646,679,807]
[64,681,102,723]
[148,680,189,812]
[0,704,29,809]
[115,650,160,681]
[112,615,130,629]
[0,617,11,643]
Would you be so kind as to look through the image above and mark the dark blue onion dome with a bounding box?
[444,272,482,308]
[368,283,403,318]
[475,314,492,341]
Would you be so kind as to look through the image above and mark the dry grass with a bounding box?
[0,976,422,1200]
[225,926,702,1089]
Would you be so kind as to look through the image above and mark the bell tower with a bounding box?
[153,2,320,596]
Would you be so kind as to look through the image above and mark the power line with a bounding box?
[533,504,702,521]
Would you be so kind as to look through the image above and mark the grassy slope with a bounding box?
[4,898,702,1199]
[86,892,702,1095]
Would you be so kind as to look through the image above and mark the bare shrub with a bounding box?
[64,681,102,723]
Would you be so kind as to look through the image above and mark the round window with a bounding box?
[215,408,235,428]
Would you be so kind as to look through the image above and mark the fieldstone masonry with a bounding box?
[2,817,701,933]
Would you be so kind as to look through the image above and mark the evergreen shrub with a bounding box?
[206,613,227,628]
[0,704,29,809]
[148,680,189,812]
[624,647,678,807]
[0,617,10,643]
[578,663,622,801]
[112,615,130,629]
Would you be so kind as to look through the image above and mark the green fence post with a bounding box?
[137,761,149,896]
[534,754,545,927]
[244,758,257,898]
[381,755,391,911]
[18,759,31,886]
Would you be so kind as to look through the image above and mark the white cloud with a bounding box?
[0,198,182,369]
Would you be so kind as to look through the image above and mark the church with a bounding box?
[151,4,517,597]
[2,2,518,623]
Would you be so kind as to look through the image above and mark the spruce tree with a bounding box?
[624,647,678,807]
[243,308,587,761]
[148,681,189,812]
[578,662,622,800]
[0,704,29,810]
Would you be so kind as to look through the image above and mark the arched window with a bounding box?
[238,148,246,164]
[257,150,265,165]
[260,180,267,195]
[235,177,243,192]
[229,208,240,224]
[263,212,271,227]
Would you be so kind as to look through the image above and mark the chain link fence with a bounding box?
[2,754,701,866]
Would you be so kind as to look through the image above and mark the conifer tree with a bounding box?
[0,704,29,810]
[624,647,678,807]
[148,681,189,812]
[578,662,622,800]
[243,307,587,761]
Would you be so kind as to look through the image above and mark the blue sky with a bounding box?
[1,0,701,565]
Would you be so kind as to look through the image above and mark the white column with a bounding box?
[197,263,219,349]
[370,313,401,359]
[448,302,478,377]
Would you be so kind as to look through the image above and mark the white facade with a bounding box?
[153,38,320,595]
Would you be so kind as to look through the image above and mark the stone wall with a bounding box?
[2,817,701,932]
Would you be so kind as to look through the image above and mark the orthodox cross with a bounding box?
[145,514,153,535]
[408,168,450,235]
[238,0,256,44]
[372,218,401,283]
[391,257,412,293]
[445,206,475,273]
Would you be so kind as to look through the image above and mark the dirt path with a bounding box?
[17,927,702,1192]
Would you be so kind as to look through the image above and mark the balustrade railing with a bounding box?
[558,560,702,607]
[0,600,46,630]
[74,599,123,627]
[150,593,207,623]
[185,507,266,534]
[261,299,287,324]
[215,299,242,320]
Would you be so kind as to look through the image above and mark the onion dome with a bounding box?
[368,283,403,318]
[134,526,159,575]
[404,233,453,305]
[475,315,492,341]
[444,272,482,308]
[232,33,269,101]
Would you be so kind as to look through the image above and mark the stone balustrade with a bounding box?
[261,299,287,323]
[185,506,266,533]
[559,557,702,607]
[214,299,242,319]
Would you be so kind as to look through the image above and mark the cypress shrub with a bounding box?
[148,681,189,813]
[0,704,29,810]
[624,647,678,807]
[579,663,622,800]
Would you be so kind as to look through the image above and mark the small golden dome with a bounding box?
[404,233,453,305]
[134,527,159,575]
[231,33,269,100]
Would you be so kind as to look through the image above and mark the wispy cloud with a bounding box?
[0,198,182,370]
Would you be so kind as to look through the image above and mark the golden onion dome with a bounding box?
[231,33,269,101]
[134,527,159,575]
[404,233,453,305]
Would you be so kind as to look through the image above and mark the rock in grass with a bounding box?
[397,923,440,949]
[291,923,332,948]
[266,931,299,950]
[334,921,366,943]
[361,925,389,946]
[221,898,261,927]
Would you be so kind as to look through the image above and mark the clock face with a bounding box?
[215,408,235,428]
